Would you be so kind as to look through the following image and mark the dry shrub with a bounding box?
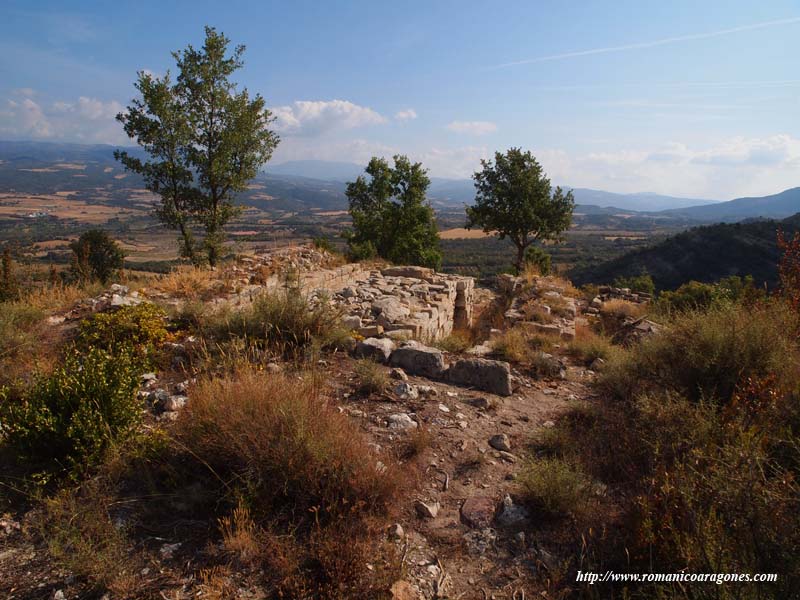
[354,358,388,395]
[566,326,623,368]
[519,457,590,516]
[35,481,145,597]
[153,266,228,301]
[549,299,800,597]
[597,298,647,336]
[435,328,473,353]
[492,327,554,363]
[601,301,800,403]
[23,280,104,312]
[0,302,47,382]
[205,289,350,359]
[175,369,405,597]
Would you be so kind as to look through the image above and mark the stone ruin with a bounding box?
[324,265,474,341]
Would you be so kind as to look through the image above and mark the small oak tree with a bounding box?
[116,26,279,267]
[345,155,441,269]
[466,148,574,274]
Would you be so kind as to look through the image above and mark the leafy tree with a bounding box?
[69,229,124,284]
[466,148,574,273]
[345,155,441,269]
[116,26,279,267]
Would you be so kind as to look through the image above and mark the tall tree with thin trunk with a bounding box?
[466,148,574,274]
[116,26,279,267]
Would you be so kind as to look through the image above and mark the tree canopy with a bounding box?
[345,155,441,269]
[115,26,279,267]
[466,148,574,273]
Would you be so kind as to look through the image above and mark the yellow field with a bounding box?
[439,228,496,239]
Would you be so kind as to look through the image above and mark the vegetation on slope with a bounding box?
[570,213,800,290]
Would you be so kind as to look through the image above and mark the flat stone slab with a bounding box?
[447,357,512,396]
[355,337,395,363]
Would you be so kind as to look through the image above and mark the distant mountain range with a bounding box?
[570,213,800,290]
[264,160,721,212]
[1,142,797,221]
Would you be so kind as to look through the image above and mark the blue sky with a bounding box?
[1,0,798,199]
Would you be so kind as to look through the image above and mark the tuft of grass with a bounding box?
[566,327,623,368]
[354,358,389,395]
[519,457,589,516]
[434,329,473,353]
[492,327,554,363]
[206,289,350,359]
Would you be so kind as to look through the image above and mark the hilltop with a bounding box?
[570,213,800,290]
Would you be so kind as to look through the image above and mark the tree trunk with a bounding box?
[514,243,526,275]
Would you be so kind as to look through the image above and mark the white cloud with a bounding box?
[394,108,418,121]
[12,87,36,97]
[446,120,497,136]
[0,93,126,143]
[271,100,386,136]
[562,135,800,198]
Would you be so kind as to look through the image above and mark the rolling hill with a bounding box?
[659,187,800,222]
[570,213,800,290]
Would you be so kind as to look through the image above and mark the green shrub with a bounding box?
[656,275,762,314]
[0,302,44,362]
[77,303,168,360]
[601,302,799,403]
[0,346,143,477]
[523,245,552,276]
[612,272,655,296]
[519,457,589,516]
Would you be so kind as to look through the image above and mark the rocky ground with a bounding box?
[0,245,605,600]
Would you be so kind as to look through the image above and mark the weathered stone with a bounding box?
[414,500,440,519]
[355,337,395,363]
[390,580,421,600]
[393,382,419,400]
[388,523,405,540]
[488,433,512,452]
[460,496,496,529]
[447,358,513,396]
[387,413,417,430]
[495,494,529,527]
[390,367,408,381]
[382,266,434,280]
[342,314,362,329]
[389,341,446,379]
[372,297,411,323]
[358,325,384,337]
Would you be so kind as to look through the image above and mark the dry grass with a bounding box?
[151,266,232,301]
[519,457,590,517]
[434,329,473,353]
[600,298,646,319]
[174,368,405,597]
[354,358,389,395]
[566,326,624,368]
[492,327,555,363]
[35,481,146,597]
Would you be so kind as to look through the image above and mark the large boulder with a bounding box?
[354,337,395,363]
[388,340,446,379]
[447,357,512,396]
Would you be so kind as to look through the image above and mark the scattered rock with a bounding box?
[495,494,530,527]
[265,362,282,373]
[355,337,395,363]
[460,496,496,529]
[390,367,408,381]
[394,382,419,400]
[488,433,512,452]
[414,500,440,519]
[388,523,405,540]
[387,413,418,430]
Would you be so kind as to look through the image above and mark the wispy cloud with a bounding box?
[446,121,497,135]
[394,108,418,121]
[494,17,800,68]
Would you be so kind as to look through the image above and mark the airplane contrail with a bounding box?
[493,16,800,68]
